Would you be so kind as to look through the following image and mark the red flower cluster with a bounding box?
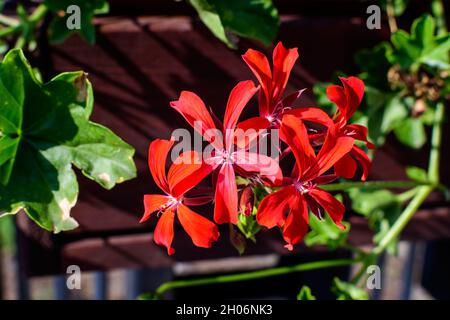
[141,42,372,255]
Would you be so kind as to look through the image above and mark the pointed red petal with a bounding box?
[242,48,272,117]
[326,84,346,116]
[334,152,357,179]
[170,91,222,149]
[177,204,220,248]
[280,114,316,178]
[214,164,238,224]
[282,195,309,251]
[327,77,364,120]
[256,185,296,228]
[233,152,283,185]
[308,188,345,229]
[340,76,364,119]
[345,124,375,149]
[285,107,334,127]
[235,116,270,149]
[351,145,372,181]
[315,134,354,178]
[148,139,174,193]
[272,42,299,105]
[224,81,258,130]
[154,209,175,255]
[168,151,213,197]
[277,89,306,110]
[140,194,169,223]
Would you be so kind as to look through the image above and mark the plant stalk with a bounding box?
[386,0,398,33]
[155,258,355,297]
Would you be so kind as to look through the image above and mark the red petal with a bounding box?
[233,152,282,184]
[326,84,346,116]
[168,151,213,197]
[170,91,222,149]
[280,114,316,178]
[351,145,372,181]
[326,77,364,121]
[340,76,364,119]
[256,185,296,228]
[177,204,220,248]
[314,134,354,178]
[154,209,175,255]
[235,116,270,149]
[140,194,169,223]
[224,81,258,130]
[277,89,306,110]
[334,152,357,179]
[282,195,309,251]
[285,107,334,127]
[242,49,272,117]
[214,164,238,224]
[148,139,174,193]
[272,42,299,105]
[345,124,375,149]
[308,188,345,229]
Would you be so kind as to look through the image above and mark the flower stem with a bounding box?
[321,180,431,192]
[352,101,445,284]
[431,0,447,35]
[154,258,355,297]
[428,102,444,184]
[373,186,432,255]
[386,0,398,33]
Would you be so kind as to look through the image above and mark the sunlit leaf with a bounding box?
[0,49,136,233]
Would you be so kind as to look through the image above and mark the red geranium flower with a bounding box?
[170,81,282,225]
[256,114,354,250]
[326,76,374,180]
[140,139,219,255]
[241,42,301,128]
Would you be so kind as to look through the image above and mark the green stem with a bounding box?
[321,180,431,192]
[373,186,433,255]
[428,102,444,184]
[354,100,445,279]
[386,0,398,33]
[396,187,420,203]
[431,0,447,35]
[155,258,355,297]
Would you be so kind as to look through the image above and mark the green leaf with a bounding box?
[366,92,408,146]
[355,42,392,90]
[188,0,231,47]
[188,0,279,48]
[332,278,369,300]
[394,117,426,149]
[304,212,349,250]
[297,286,316,300]
[45,0,109,44]
[349,189,402,255]
[390,15,450,70]
[405,166,428,183]
[0,215,14,251]
[0,49,136,233]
